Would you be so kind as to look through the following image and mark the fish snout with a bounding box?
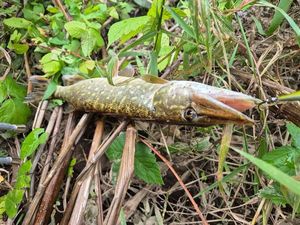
[190,93,259,125]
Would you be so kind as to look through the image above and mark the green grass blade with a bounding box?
[251,16,266,35]
[164,6,195,39]
[265,0,293,35]
[278,90,300,102]
[258,0,300,45]
[232,147,300,196]
[120,31,157,54]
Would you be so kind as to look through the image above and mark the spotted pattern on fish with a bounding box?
[53,76,259,125]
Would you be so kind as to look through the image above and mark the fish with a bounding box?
[26,75,261,126]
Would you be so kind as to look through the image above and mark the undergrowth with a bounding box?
[0,0,300,224]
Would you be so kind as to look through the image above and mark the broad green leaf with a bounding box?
[0,84,7,104]
[40,53,62,75]
[5,189,24,218]
[40,52,59,64]
[1,75,26,100]
[20,128,47,160]
[15,160,32,189]
[108,16,151,46]
[79,60,95,74]
[0,196,5,220]
[262,146,297,175]
[286,123,300,149]
[164,6,195,39]
[266,0,293,35]
[233,148,300,196]
[41,61,62,75]
[23,3,45,22]
[3,17,32,29]
[81,28,97,57]
[64,21,86,38]
[0,99,31,124]
[106,133,125,161]
[259,186,287,206]
[106,132,163,185]
[134,142,163,184]
[11,43,29,54]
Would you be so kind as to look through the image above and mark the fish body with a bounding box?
[50,76,259,125]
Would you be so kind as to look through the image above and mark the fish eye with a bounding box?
[183,107,198,121]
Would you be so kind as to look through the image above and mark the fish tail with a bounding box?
[25,76,50,103]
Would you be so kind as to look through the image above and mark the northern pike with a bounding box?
[27,75,260,125]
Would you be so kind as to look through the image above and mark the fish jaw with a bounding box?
[190,93,255,125]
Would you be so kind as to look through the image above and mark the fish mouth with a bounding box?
[190,93,260,125]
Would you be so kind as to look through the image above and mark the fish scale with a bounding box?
[28,75,260,125]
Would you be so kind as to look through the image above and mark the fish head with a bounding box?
[152,82,261,125]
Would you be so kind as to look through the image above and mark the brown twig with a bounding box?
[69,119,105,224]
[76,121,128,182]
[32,100,48,129]
[140,139,209,225]
[61,121,127,225]
[30,107,60,198]
[39,107,63,183]
[32,112,79,225]
[24,53,32,93]
[105,124,137,225]
[52,0,72,21]
[22,113,92,225]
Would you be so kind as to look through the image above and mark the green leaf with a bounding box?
[5,189,24,218]
[258,0,300,45]
[42,61,62,75]
[106,133,125,161]
[106,132,163,185]
[3,17,32,29]
[81,28,97,57]
[148,51,158,75]
[79,60,95,74]
[0,196,5,220]
[286,123,300,149]
[15,160,32,189]
[11,43,29,54]
[20,128,47,160]
[135,142,163,184]
[107,51,119,83]
[251,16,266,35]
[40,53,62,75]
[1,75,27,100]
[259,186,287,205]
[108,16,151,46]
[40,52,59,63]
[262,146,297,175]
[43,80,57,100]
[64,21,86,38]
[266,0,293,35]
[164,6,195,39]
[233,148,300,196]
[0,99,31,124]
